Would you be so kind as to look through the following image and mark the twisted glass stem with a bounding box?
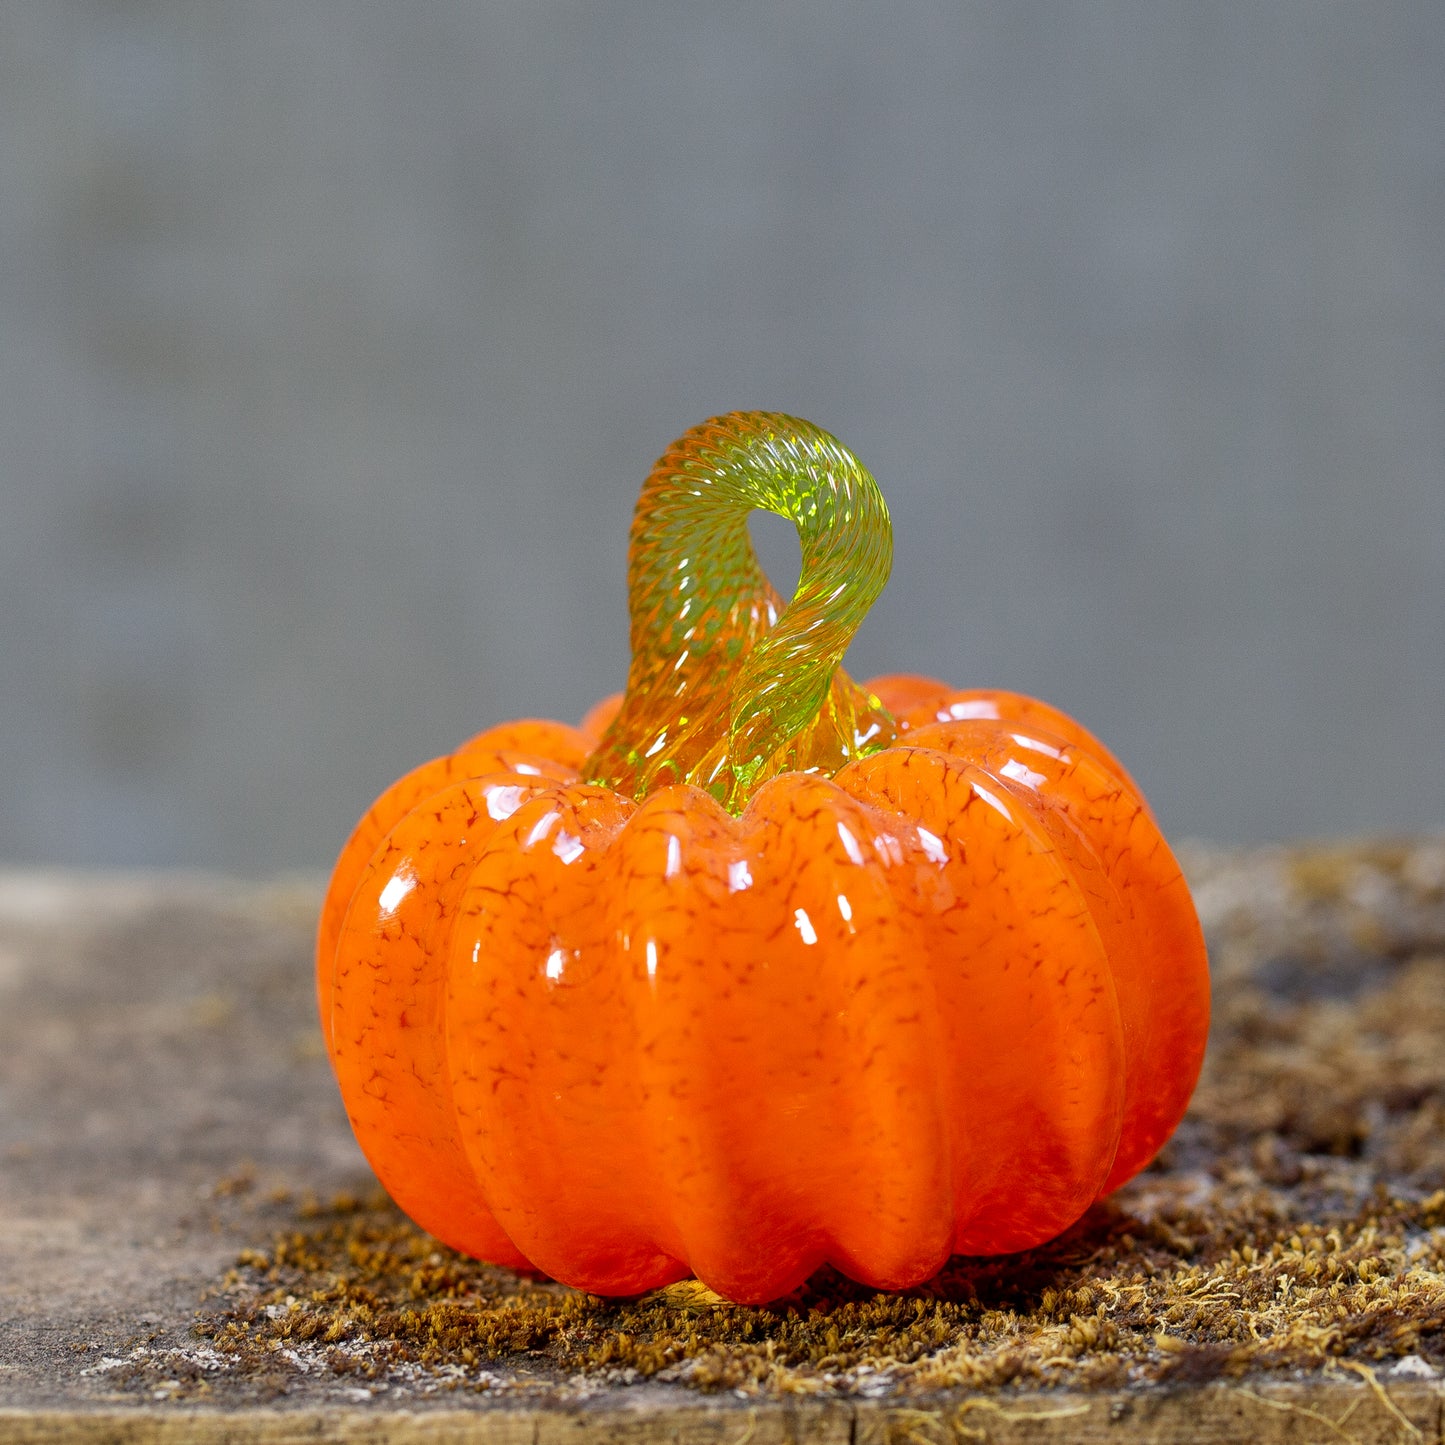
[584,412,897,811]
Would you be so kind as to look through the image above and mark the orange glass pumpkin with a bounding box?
[318,413,1208,1303]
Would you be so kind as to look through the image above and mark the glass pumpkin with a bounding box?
[317,412,1209,1303]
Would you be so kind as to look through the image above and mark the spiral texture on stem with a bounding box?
[584,412,897,810]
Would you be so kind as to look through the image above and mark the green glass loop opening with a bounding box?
[583,412,897,811]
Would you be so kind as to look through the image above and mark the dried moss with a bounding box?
[194,840,1445,1399]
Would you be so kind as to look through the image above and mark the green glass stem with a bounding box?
[583,412,897,812]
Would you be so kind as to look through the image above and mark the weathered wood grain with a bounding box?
[1,1383,1442,1443]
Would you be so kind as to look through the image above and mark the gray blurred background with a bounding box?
[2,2,1442,870]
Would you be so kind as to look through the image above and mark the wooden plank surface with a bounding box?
[0,1385,1441,1443]
[1,850,1443,1441]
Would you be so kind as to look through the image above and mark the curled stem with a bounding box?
[584,412,897,811]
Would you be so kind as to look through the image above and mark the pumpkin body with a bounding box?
[318,674,1208,1303]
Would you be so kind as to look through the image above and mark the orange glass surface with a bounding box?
[318,413,1209,1303]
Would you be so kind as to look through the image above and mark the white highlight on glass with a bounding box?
[794,908,818,945]
[941,699,999,721]
[973,783,1011,819]
[1010,732,1065,760]
[377,870,416,920]
[836,821,865,866]
[486,784,529,821]
[1002,758,1048,789]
